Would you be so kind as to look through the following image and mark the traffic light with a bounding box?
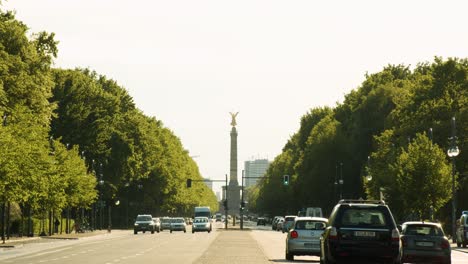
[186,179,192,188]
[283,175,289,186]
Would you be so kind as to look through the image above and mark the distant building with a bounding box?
[244,159,270,188]
[216,191,221,201]
[203,178,213,190]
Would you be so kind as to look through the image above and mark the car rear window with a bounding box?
[337,207,389,228]
[285,217,296,221]
[136,215,152,221]
[295,220,326,230]
[403,225,443,236]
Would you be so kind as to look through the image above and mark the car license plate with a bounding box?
[415,241,434,247]
[354,231,375,237]
[304,243,318,248]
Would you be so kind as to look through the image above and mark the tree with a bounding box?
[393,133,452,220]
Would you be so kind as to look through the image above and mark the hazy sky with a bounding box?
[4,0,468,195]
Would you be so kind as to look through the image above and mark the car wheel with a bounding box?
[151,230,155,234]
[457,241,461,247]
[134,230,137,235]
[170,230,172,233]
[285,251,294,261]
[463,242,467,248]
[184,230,186,233]
[192,230,195,233]
[143,231,146,234]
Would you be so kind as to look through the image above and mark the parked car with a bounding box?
[456,211,468,248]
[133,214,156,234]
[152,217,161,233]
[192,216,212,233]
[282,215,297,233]
[257,217,267,226]
[170,217,187,233]
[285,216,327,261]
[320,199,401,264]
[160,217,171,231]
[400,221,450,264]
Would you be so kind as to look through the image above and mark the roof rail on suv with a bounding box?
[338,199,386,205]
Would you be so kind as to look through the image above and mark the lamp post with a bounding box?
[334,165,338,203]
[339,163,344,200]
[1,114,6,243]
[447,117,460,243]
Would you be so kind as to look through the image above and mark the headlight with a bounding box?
[134,223,139,226]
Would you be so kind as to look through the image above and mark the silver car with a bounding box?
[282,215,297,233]
[160,217,171,231]
[285,217,327,261]
[170,217,187,233]
[192,217,212,233]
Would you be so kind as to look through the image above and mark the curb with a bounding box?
[41,237,79,240]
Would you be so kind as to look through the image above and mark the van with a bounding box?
[456,212,468,248]
[298,207,323,218]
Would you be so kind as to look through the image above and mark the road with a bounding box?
[0,221,466,263]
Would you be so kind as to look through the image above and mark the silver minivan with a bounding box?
[285,216,327,261]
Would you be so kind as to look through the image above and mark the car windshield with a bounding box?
[136,215,152,221]
[295,220,326,230]
[338,208,388,227]
[403,225,443,236]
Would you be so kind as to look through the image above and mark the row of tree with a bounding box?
[0,8,217,233]
[249,58,467,234]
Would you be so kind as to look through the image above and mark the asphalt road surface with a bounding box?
[0,221,466,264]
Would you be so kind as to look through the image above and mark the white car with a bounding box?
[192,217,212,233]
[285,217,327,261]
[170,217,187,233]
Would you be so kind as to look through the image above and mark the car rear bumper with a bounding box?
[288,240,320,255]
[329,242,400,262]
[402,249,450,263]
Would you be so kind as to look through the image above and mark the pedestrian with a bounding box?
[54,218,60,234]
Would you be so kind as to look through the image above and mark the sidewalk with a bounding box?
[0,229,111,248]
[194,228,270,264]
[451,242,468,254]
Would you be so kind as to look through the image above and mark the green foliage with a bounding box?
[255,58,467,224]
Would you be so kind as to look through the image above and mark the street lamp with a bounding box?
[447,117,460,243]
[339,163,344,199]
[366,156,372,181]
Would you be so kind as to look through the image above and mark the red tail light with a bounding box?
[329,227,338,240]
[441,240,450,249]
[391,228,400,242]
[291,230,298,239]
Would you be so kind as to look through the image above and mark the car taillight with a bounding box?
[291,230,298,239]
[441,240,450,249]
[391,228,400,242]
[329,227,338,240]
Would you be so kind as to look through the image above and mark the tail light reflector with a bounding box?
[391,228,400,242]
[329,227,338,240]
[291,230,298,239]
[441,240,450,249]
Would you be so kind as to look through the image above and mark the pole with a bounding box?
[452,157,456,242]
[225,174,228,230]
[108,204,112,233]
[240,170,244,230]
[1,202,5,243]
[340,163,343,200]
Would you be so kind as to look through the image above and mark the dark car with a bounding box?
[400,221,450,264]
[257,217,267,226]
[134,214,156,234]
[320,200,401,264]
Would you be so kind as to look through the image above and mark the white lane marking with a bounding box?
[25,247,73,258]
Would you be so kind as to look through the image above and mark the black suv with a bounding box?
[320,200,401,264]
